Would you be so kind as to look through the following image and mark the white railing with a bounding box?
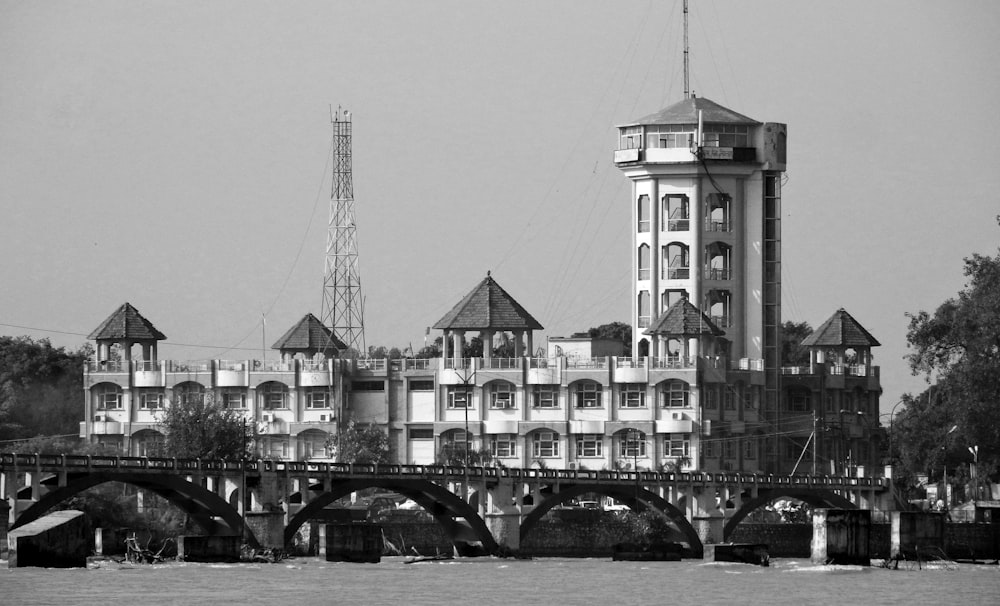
[651,356,694,369]
[529,357,555,369]
[217,360,246,371]
[444,358,473,370]
[299,360,328,371]
[486,358,521,369]
[731,358,764,372]
[88,360,126,372]
[615,357,647,369]
[565,357,607,369]
[255,360,293,372]
[167,360,211,372]
[356,358,387,371]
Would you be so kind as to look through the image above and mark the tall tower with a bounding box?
[615,96,787,470]
[320,107,366,354]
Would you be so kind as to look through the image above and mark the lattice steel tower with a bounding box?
[320,106,366,354]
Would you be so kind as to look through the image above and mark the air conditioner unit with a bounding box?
[319,414,329,422]
[701,420,712,436]
[672,412,682,420]
[94,414,106,422]
[568,462,578,470]
[261,413,274,423]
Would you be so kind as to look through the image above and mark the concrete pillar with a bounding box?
[891,511,944,559]
[811,508,871,566]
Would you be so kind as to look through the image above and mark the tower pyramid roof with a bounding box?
[88,303,166,341]
[644,297,724,337]
[272,313,347,352]
[433,273,543,331]
[801,308,881,348]
[622,96,761,127]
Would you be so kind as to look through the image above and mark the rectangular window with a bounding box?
[704,388,718,410]
[620,384,646,408]
[352,380,385,392]
[620,434,647,458]
[724,440,736,459]
[668,435,690,458]
[532,386,558,408]
[723,390,735,410]
[408,427,434,440]
[490,383,515,409]
[306,390,328,409]
[825,393,836,413]
[789,392,810,412]
[704,441,716,458]
[663,383,689,408]
[576,434,603,457]
[447,386,471,409]
[533,432,559,458]
[491,434,516,458]
[98,390,122,410]
[409,379,435,391]
[744,438,757,460]
[139,390,164,410]
[575,383,602,408]
[223,391,247,410]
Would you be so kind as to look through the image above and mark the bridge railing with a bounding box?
[0,453,885,490]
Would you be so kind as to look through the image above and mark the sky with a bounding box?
[2,1,999,416]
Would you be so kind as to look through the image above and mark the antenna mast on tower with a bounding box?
[683,0,690,99]
[320,106,366,355]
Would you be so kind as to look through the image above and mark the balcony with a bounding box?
[651,356,696,369]
[665,267,690,280]
[705,267,731,281]
[705,219,731,232]
[565,357,607,369]
[485,358,522,370]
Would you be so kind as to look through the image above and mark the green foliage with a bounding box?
[587,321,632,356]
[327,420,389,464]
[900,248,1000,482]
[0,336,91,442]
[7,435,120,456]
[436,443,495,466]
[781,321,813,366]
[157,393,251,459]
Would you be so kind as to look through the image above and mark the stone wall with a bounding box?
[728,524,813,558]
[7,510,91,568]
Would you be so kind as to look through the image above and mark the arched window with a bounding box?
[488,381,516,409]
[260,382,288,410]
[638,291,650,328]
[299,429,330,459]
[173,382,205,406]
[531,430,559,458]
[662,194,689,231]
[663,243,689,279]
[638,244,650,280]
[131,429,164,456]
[573,381,602,408]
[661,380,690,408]
[637,195,650,232]
[93,383,123,410]
[619,430,647,458]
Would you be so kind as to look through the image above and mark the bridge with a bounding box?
[1,453,895,556]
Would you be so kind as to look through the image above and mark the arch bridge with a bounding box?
[1,454,893,556]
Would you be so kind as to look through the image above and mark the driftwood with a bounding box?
[124,532,174,564]
[240,544,287,563]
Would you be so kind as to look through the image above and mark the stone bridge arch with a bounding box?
[722,488,855,541]
[284,478,498,554]
[519,483,704,557]
[10,471,253,545]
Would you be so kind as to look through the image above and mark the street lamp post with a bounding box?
[968,445,980,503]
[942,424,958,514]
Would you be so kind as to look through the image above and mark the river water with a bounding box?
[3,556,999,605]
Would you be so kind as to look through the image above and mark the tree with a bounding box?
[0,336,91,442]
[157,393,251,459]
[327,420,389,464]
[781,321,813,366]
[587,322,632,357]
[898,248,1000,485]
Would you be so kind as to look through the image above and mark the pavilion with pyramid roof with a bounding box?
[433,272,543,363]
[271,313,347,362]
[643,296,725,360]
[88,302,166,367]
[801,308,881,371]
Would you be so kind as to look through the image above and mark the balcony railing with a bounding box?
[638,268,650,280]
[356,358,387,371]
[254,360,293,372]
[444,358,473,370]
[781,366,810,375]
[651,356,695,369]
[167,360,211,372]
[615,357,647,369]
[486,358,521,370]
[731,358,764,372]
[566,357,607,369]
[88,360,126,372]
[665,267,690,280]
[705,219,731,232]
[705,267,731,280]
[299,360,328,371]
[667,219,689,231]
[217,360,247,371]
[710,314,730,328]
[529,357,555,369]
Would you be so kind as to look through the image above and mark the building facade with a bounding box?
[80,97,882,476]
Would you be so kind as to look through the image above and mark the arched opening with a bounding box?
[663,243,689,279]
[637,244,650,280]
[130,429,165,457]
[723,489,855,541]
[298,429,331,460]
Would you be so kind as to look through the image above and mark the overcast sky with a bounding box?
[2,1,998,415]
